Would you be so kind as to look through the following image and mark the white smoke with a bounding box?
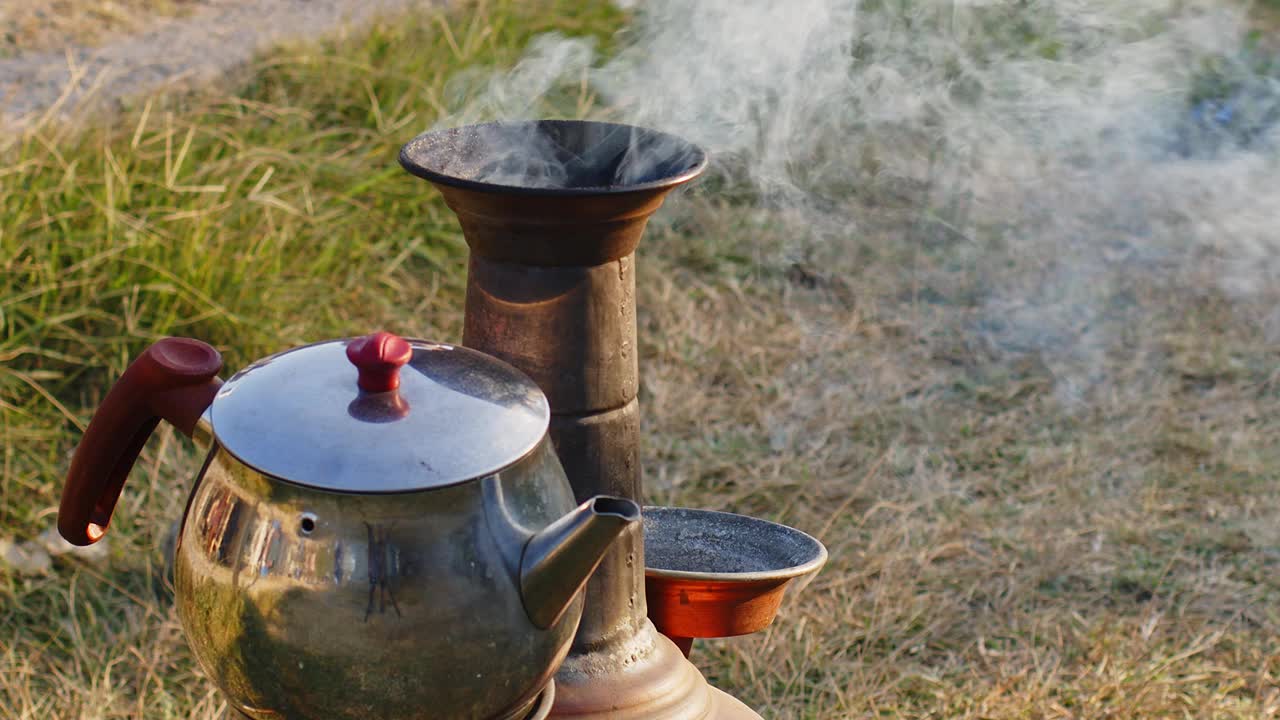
[597,0,860,198]
[431,0,1280,400]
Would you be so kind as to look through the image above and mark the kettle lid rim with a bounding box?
[207,338,551,493]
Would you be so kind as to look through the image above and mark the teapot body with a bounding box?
[59,334,637,719]
[174,437,579,720]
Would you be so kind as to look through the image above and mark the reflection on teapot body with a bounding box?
[176,441,584,720]
[59,333,639,720]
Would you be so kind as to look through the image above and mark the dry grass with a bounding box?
[1252,4,1280,49]
[1,0,199,56]
[4,0,1280,718]
[636,193,1280,717]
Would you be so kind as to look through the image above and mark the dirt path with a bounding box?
[0,0,432,127]
[1,0,202,57]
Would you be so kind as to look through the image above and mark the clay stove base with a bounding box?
[223,680,555,720]
[550,625,762,720]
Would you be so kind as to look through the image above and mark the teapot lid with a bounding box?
[208,333,550,493]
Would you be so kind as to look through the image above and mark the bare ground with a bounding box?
[0,0,433,126]
[1,0,201,56]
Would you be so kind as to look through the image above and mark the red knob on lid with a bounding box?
[346,332,413,393]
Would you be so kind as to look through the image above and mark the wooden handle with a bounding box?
[58,338,223,546]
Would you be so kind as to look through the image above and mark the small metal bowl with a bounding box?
[642,506,827,655]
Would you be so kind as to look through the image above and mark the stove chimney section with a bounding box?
[402,121,760,719]
[463,212,650,652]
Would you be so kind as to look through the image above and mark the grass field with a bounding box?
[4,0,1280,717]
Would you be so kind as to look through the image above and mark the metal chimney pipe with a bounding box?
[465,250,648,653]
[401,120,760,719]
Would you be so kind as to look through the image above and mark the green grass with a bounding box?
[2,1,627,716]
[6,0,1280,718]
[2,0,625,523]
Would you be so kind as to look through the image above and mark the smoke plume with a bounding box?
[434,0,1280,401]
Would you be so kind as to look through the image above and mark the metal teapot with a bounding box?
[57,332,639,720]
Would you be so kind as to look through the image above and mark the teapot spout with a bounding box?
[520,496,639,629]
